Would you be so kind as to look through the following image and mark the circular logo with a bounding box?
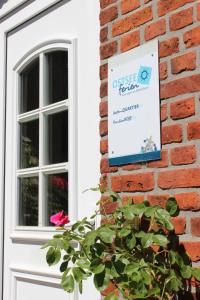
[140,70,148,80]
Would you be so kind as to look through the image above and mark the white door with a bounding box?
[3,1,100,300]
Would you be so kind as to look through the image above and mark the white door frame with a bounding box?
[0,0,100,298]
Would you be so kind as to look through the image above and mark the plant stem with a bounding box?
[161,279,167,300]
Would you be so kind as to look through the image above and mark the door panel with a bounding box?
[4,1,100,299]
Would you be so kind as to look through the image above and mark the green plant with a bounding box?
[42,187,200,300]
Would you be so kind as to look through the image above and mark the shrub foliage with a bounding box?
[43,188,200,300]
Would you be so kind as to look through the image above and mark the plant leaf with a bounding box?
[84,231,97,245]
[98,227,115,244]
[192,269,200,281]
[61,274,75,293]
[153,234,168,247]
[104,294,119,300]
[126,235,136,250]
[93,271,109,291]
[141,233,153,248]
[180,266,192,279]
[60,260,69,272]
[166,197,179,216]
[90,258,105,274]
[118,227,131,238]
[46,247,61,266]
[77,258,90,269]
[79,280,83,294]
[72,267,87,283]
[144,206,156,218]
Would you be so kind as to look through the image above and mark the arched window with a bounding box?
[16,43,74,228]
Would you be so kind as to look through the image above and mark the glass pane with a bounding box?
[45,173,68,226]
[20,119,39,169]
[46,50,68,104]
[47,111,68,164]
[19,177,38,226]
[20,58,39,113]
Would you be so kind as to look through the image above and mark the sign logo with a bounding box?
[137,66,152,85]
[112,65,152,96]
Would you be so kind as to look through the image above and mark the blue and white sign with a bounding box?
[108,39,161,166]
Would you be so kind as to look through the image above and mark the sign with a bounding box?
[108,39,161,166]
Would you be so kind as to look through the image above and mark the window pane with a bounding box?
[45,173,68,226]
[20,119,39,169]
[47,111,68,164]
[19,177,38,226]
[20,58,39,113]
[46,51,68,104]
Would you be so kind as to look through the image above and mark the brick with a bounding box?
[181,241,200,262]
[191,218,200,237]
[171,52,196,74]
[112,6,152,37]
[100,27,108,43]
[162,124,182,145]
[184,26,200,48]
[169,7,193,31]
[159,37,179,58]
[159,62,168,81]
[122,163,141,171]
[120,30,140,52]
[111,172,154,192]
[157,0,194,17]
[160,74,200,99]
[100,6,118,26]
[197,3,200,20]
[171,145,196,165]
[101,217,115,225]
[161,103,167,121]
[100,41,118,60]
[121,0,140,14]
[101,196,118,214]
[145,19,166,41]
[100,174,108,190]
[100,82,108,98]
[147,150,168,168]
[171,216,186,235]
[158,168,200,189]
[101,282,119,297]
[100,0,116,9]
[170,97,195,120]
[100,64,108,80]
[188,120,200,140]
[175,192,200,211]
[100,139,108,154]
[147,194,169,208]
[122,195,144,205]
[100,158,118,173]
[100,101,108,117]
[100,120,108,137]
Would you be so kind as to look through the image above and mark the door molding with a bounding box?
[9,39,78,242]
[0,0,66,20]
[10,268,77,300]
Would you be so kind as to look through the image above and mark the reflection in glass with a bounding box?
[19,177,38,226]
[20,119,39,169]
[46,173,68,226]
[46,51,68,104]
[20,58,39,113]
[47,111,68,164]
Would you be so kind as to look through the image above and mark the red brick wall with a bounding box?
[99,0,200,269]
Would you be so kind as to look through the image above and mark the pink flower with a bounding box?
[50,211,70,226]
